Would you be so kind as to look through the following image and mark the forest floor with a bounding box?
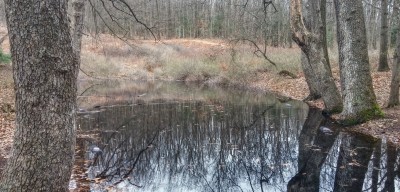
[1,33,400,176]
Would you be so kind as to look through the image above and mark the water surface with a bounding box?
[72,81,400,192]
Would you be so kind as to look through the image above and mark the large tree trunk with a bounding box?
[334,0,383,125]
[301,0,331,101]
[0,0,78,191]
[301,53,321,101]
[388,17,400,107]
[290,0,343,113]
[378,0,390,71]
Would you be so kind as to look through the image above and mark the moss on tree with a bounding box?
[340,104,384,126]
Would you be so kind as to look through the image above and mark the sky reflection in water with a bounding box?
[74,81,400,192]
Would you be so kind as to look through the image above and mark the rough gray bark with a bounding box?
[388,18,400,107]
[334,0,383,124]
[301,53,321,101]
[378,0,390,71]
[301,0,331,101]
[0,0,78,191]
[290,0,343,113]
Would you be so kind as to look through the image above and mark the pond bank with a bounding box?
[1,38,400,178]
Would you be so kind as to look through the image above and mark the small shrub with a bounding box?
[163,57,220,81]
[0,49,11,64]
[80,53,121,78]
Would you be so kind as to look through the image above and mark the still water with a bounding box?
[72,81,400,192]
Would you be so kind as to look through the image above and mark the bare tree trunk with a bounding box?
[390,0,400,48]
[301,53,321,101]
[378,0,390,71]
[334,0,383,124]
[370,0,379,49]
[167,0,174,38]
[0,0,78,191]
[388,14,400,107]
[71,0,86,62]
[320,0,331,69]
[290,0,343,113]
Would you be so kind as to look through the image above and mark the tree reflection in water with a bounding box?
[74,82,400,192]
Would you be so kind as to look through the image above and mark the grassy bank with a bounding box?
[79,35,387,82]
[80,36,303,83]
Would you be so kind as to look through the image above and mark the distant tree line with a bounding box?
[0,0,398,49]
[60,0,397,49]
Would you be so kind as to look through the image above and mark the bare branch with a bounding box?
[117,0,157,41]
[230,38,277,67]
[290,0,309,46]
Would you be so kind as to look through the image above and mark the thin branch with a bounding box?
[117,0,157,41]
[231,38,278,67]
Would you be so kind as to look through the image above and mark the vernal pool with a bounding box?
[70,81,400,192]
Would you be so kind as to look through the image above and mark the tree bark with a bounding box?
[371,0,379,49]
[301,53,321,101]
[0,0,78,191]
[320,0,331,69]
[290,0,343,113]
[390,0,400,48]
[378,0,390,71]
[71,0,86,62]
[334,0,383,124]
[388,16,400,107]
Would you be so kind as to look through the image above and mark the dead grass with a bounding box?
[78,35,304,82]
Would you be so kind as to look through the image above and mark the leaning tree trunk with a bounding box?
[301,53,321,101]
[378,0,390,71]
[302,0,331,101]
[334,0,383,125]
[0,0,78,191]
[290,0,343,113]
[388,20,400,107]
